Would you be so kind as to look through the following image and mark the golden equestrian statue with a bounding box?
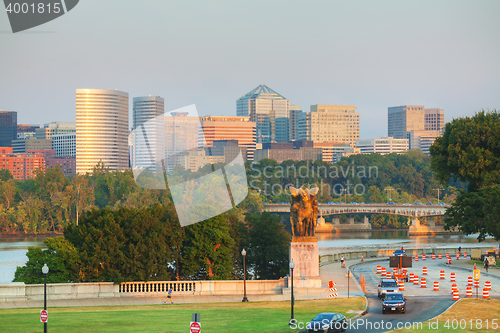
[289,186,319,237]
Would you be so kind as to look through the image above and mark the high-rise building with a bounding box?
[289,105,307,141]
[424,108,445,132]
[356,137,409,155]
[17,124,39,134]
[0,111,17,147]
[236,84,289,143]
[199,116,256,161]
[132,96,165,172]
[408,130,441,154]
[387,105,425,139]
[35,122,76,139]
[52,133,76,157]
[12,137,53,154]
[164,111,201,171]
[307,105,359,147]
[76,89,129,174]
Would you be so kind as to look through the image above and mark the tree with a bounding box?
[430,110,500,240]
[245,212,290,280]
[0,169,13,181]
[13,237,80,284]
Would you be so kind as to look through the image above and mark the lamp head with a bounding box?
[241,248,246,256]
[42,263,49,275]
[289,259,295,269]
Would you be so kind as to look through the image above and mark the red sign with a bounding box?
[190,322,201,333]
[40,309,48,323]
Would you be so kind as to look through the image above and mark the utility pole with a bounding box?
[385,188,394,203]
[433,188,444,204]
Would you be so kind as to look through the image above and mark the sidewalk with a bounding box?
[0,259,369,310]
[446,259,500,279]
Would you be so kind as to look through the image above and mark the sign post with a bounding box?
[474,269,480,299]
[40,309,48,323]
[190,313,201,333]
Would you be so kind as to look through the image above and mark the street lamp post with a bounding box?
[289,259,295,325]
[241,249,248,302]
[42,263,49,333]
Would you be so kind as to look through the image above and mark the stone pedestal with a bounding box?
[290,236,319,278]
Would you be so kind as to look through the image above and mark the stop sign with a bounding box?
[40,309,48,323]
[190,322,201,333]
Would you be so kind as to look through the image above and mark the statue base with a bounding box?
[290,236,319,278]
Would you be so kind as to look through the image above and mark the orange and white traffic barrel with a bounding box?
[434,281,439,291]
[453,290,459,300]
[386,271,391,278]
[422,254,426,261]
[377,265,381,274]
[413,275,419,285]
[450,272,456,282]
[456,252,460,260]
[464,252,467,258]
[432,253,436,260]
[447,258,451,265]
[485,281,491,291]
[474,280,480,288]
[403,267,407,275]
[409,273,414,282]
[446,252,450,258]
[468,276,473,286]
[399,280,404,291]
[381,267,386,275]
[483,288,489,299]
[452,283,458,292]
[466,286,472,298]
[438,253,442,259]
[421,278,426,288]
[440,270,445,279]
[415,254,419,261]
[423,267,427,275]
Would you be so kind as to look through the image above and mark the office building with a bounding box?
[52,133,76,157]
[307,105,359,147]
[313,142,358,163]
[0,153,45,180]
[12,137,53,154]
[164,111,201,171]
[236,84,289,143]
[132,96,165,172]
[46,156,76,176]
[178,149,225,172]
[424,108,445,132]
[408,130,441,154]
[254,141,322,164]
[289,105,307,141]
[356,137,409,155]
[388,105,425,139]
[200,115,256,161]
[0,111,17,147]
[76,89,129,174]
[17,124,39,134]
[35,122,76,139]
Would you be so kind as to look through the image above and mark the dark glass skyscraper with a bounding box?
[0,111,17,147]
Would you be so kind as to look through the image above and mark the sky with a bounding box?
[1,0,499,139]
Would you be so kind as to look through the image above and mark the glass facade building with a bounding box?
[236,85,289,143]
[0,111,17,147]
[76,89,129,174]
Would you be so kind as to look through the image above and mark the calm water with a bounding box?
[0,232,498,283]
[0,236,47,283]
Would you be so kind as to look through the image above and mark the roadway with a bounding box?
[346,254,498,332]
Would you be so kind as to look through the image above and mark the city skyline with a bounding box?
[1,1,499,140]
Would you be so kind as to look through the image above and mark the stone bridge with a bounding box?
[263,203,451,233]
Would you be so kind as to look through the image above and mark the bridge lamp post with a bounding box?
[433,188,444,204]
[242,249,248,302]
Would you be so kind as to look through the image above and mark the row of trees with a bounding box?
[14,206,289,284]
[430,110,500,241]
[0,150,461,234]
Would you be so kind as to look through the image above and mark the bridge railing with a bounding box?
[119,281,196,294]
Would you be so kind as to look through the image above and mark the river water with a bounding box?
[0,232,498,283]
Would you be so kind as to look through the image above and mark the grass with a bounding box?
[390,299,500,333]
[467,259,500,268]
[0,297,365,333]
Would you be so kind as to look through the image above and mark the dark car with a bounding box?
[378,279,398,299]
[393,250,406,257]
[382,292,407,314]
[308,313,346,332]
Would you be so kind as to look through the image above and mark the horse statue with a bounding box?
[289,186,319,237]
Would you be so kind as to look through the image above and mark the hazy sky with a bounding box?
[1,0,499,139]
